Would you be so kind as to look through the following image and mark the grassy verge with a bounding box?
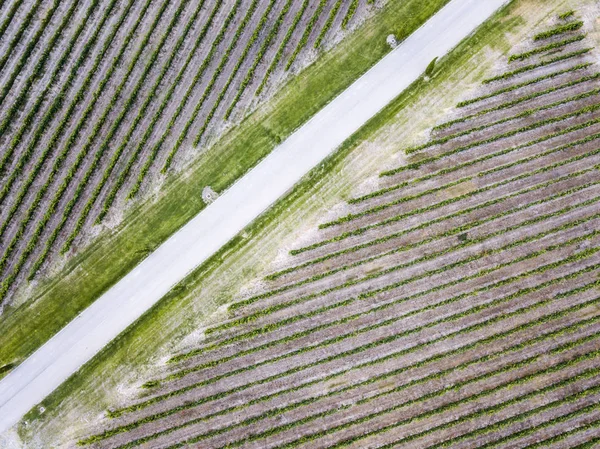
[0,0,451,372]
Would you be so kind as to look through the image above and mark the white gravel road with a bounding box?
[0,0,509,434]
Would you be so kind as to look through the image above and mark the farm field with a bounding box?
[55,4,600,449]
[0,0,451,380]
[0,0,383,305]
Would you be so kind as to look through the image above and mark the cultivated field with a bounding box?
[0,0,376,304]
[76,12,600,449]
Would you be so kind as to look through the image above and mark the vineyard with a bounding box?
[0,0,376,303]
[76,12,600,449]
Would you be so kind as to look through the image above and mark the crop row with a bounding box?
[30,0,184,268]
[164,206,600,386]
[0,0,22,43]
[559,11,576,20]
[455,61,592,109]
[454,62,593,109]
[0,0,45,87]
[115,251,600,419]
[96,1,222,222]
[509,34,585,62]
[265,177,600,298]
[224,0,294,120]
[341,0,358,29]
[164,331,600,449]
[106,277,600,427]
[314,0,342,49]
[0,1,61,116]
[321,141,600,239]
[0,0,134,233]
[523,422,600,449]
[383,111,600,179]
[158,0,257,174]
[191,0,278,146]
[212,214,600,339]
[285,0,327,70]
[177,289,600,449]
[160,311,600,448]
[328,135,600,230]
[369,123,600,212]
[85,286,600,446]
[270,166,600,281]
[295,140,600,263]
[210,334,600,449]
[134,313,600,449]
[0,0,155,300]
[227,194,598,316]
[435,69,597,131]
[0,0,128,247]
[276,154,600,283]
[534,20,583,41]
[351,352,600,449]
[215,195,600,355]
[0,0,111,204]
[61,0,207,252]
[129,1,239,197]
[255,0,309,96]
[448,395,600,449]
[482,47,591,84]
[410,74,600,154]
[21,0,175,280]
[0,0,83,143]
[358,118,600,207]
